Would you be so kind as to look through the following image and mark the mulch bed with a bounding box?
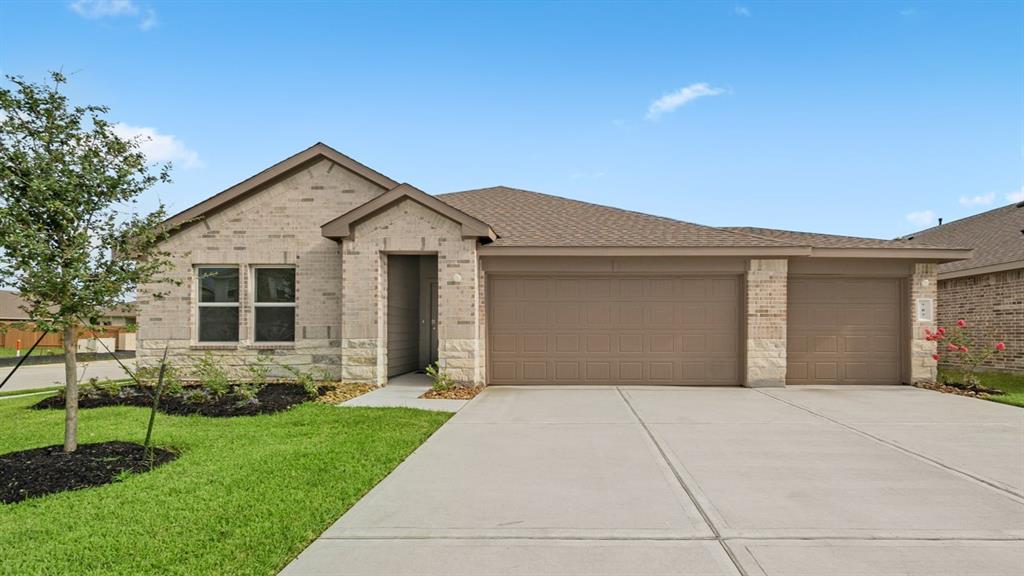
[914,381,1005,399]
[1,441,176,504]
[421,386,484,400]
[33,383,316,417]
[317,382,376,404]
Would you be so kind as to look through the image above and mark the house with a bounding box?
[904,202,1024,373]
[137,143,971,387]
[0,290,137,350]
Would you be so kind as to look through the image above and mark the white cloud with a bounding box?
[113,123,201,168]
[733,6,752,17]
[1007,186,1024,203]
[906,210,937,227]
[70,1,157,30]
[646,83,726,120]
[70,0,138,18]
[959,192,996,206]
[140,8,157,30]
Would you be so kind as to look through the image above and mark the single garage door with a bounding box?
[488,275,741,385]
[788,277,902,385]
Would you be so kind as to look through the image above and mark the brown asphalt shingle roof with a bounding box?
[902,202,1024,275]
[722,227,956,250]
[0,290,30,321]
[437,187,794,248]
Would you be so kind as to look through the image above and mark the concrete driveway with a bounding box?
[282,386,1024,576]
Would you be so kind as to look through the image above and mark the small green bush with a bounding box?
[425,362,453,392]
[192,352,231,397]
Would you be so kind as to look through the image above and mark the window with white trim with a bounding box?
[197,267,240,342]
[253,267,296,342]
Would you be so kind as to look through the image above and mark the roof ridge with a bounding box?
[439,186,798,247]
[726,226,916,243]
[905,201,1021,238]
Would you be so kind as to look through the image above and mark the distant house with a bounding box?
[905,201,1024,373]
[0,290,136,349]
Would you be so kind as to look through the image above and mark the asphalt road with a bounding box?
[0,359,135,393]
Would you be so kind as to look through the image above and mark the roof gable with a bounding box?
[163,143,399,233]
[321,183,497,241]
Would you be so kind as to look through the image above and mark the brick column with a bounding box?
[746,259,788,387]
[909,262,938,383]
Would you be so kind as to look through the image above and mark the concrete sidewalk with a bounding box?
[282,385,1024,576]
[340,373,469,412]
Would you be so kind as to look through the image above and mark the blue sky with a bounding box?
[1,1,1021,239]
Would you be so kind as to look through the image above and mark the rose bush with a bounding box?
[924,319,1007,390]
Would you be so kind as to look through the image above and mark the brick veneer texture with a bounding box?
[938,268,1023,373]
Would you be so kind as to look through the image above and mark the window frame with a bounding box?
[194,265,241,345]
[251,265,297,344]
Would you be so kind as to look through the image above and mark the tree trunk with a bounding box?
[63,325,78,453]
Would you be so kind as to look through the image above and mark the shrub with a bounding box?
[279,364,320,398]
[924,320,1008,389]
[191,352,231,398]
[425,362,453,392]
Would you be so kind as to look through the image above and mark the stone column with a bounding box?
[746,259,788,387]
[909,262,938,383]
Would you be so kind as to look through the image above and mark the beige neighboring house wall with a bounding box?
[137,158,389,374]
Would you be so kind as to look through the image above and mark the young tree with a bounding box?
[0,72,173,452]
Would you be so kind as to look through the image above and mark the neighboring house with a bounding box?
[137,143,971,387]
[904,202,1024,373]
[0,290,137,349]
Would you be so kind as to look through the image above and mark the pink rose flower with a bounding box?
[938,327,946,335]
[931,354,941,361]
[957,319,967,327]
[947,343,958,351]
[996,342,1006,351]
[960,346,969,353]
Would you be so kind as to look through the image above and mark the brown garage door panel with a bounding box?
[787,277,902,385]
[488,275,741,385]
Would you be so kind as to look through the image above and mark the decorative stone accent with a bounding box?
[909,262,938,383]
[746,259,788,387]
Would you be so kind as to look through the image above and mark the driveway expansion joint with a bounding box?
[756,388,1024,502]
[615,387,751,576]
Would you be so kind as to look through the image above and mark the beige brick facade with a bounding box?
[745,259,788,387]
[340,198,483,385]
[137,152,950,388]
[137,159,388,375]
[909,262,939,383]
[938,268,1023,373]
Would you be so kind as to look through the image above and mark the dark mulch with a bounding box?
[33,384,316,417]
[1,441,176,504]
[915,380,1005,398]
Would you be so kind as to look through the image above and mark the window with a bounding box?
[197,267,240,342]
[253,267,295,342]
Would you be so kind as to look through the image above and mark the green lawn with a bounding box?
[0,392,451,575]
[0,347,62,358]
[939,368,1024,408]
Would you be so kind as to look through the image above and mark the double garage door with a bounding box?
[487,274,903,386]
[488,275,742,385]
